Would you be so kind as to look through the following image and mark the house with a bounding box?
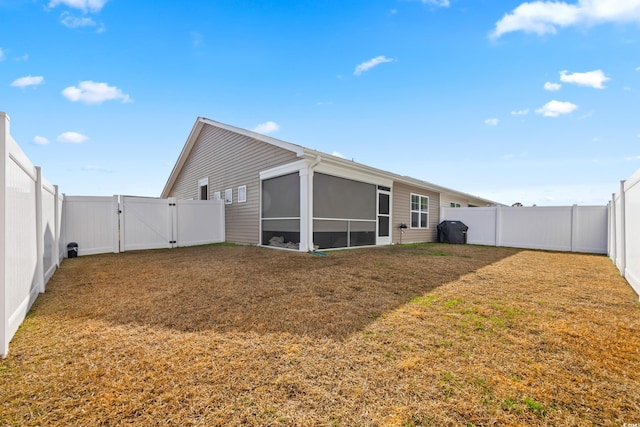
[161,117,499,251]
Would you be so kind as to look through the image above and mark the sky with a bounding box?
[1,0,639,206]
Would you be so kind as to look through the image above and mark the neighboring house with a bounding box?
[161,117,500,251]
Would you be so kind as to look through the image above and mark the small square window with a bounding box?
[225,188,232,204]
[238,185,247,203]
[213,191,221,201]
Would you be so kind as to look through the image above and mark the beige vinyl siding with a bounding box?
[440,192,491,209]
[391,182,440,244]
[167,124,298,245]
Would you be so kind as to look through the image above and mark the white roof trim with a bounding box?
[199,117,305,157]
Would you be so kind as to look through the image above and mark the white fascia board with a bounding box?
[259,159,309,180]
[199,118,305,157]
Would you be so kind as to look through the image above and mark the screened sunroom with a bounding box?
[260,166,391,251]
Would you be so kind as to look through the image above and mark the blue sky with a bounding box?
[1,0,639,206]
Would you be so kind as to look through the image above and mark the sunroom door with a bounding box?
[377,187,391,245]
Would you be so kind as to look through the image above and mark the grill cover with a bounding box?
[437,221,468,244]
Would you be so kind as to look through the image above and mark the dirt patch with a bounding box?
[1,244,639,426]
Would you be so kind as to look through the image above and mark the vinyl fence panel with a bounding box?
[573,206,608,254]
[63,196,119,256]
[175,199,225,247]
[500,206,573,251]
[42,180,58,283]
[442,205,608,254]
[120,196,174,251]
[441,207,497,246]
[623,170,640,296]
[4,136,40,357]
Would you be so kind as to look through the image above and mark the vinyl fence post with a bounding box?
[619,180,626,277]
[114,195,121,253]
[35,167,45,293]
[170,197,177,248]
[494,206,502,247]
[608,195,615,261]
[570,204,578,253]
[53,185,60,268]
[0,112,9,358]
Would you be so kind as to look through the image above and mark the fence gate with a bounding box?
[120,196,177,251]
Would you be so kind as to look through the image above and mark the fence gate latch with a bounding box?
[169,240,176,244]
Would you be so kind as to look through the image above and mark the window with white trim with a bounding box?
[238,185,247,203]
[410,194,429,228]
[198,177,209,200]
[225,188,232,204]
[213,191,221,201]
[450,202,461,208]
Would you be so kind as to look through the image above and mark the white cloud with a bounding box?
[420,0,450,6]
[48,0,107,12]
[625,155,640,161]
[331,151,346,158]
[10,75,44,88]
[57,131,88,143]
[511,108,530,116]
[61,13,96,28]
[544,82,562,91]
[0,48,4,61]
[485,118,500,126]
[535,100,578,117]
[560,69,610,89]
[491,0,640,39]
[33,136,50,145]
[353,56,394,76]
[62,81,131,104]
[253,121,279,134]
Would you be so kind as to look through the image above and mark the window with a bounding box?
[450,202,461,208]
[225,189,232,204]
[198,178,209,200]
[213,191,221,201]
[410,194,429,228]
[238,185,247,203]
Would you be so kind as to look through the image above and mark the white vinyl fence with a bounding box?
[63,196,225,255]
[1,113,64,358]
[609,169,640,298]
[441,205,608,254]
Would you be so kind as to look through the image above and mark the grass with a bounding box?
[1,243,639,426]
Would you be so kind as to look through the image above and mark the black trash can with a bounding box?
[437,221,468,244]
[67,242,78,258]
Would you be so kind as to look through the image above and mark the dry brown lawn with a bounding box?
[1,243,639,426]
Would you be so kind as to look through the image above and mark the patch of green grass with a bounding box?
[411,295,439,306]
[403,414,435,426]
[437,339,453,347]
[444,298,462,309]
[501,398,517,410]
[427,250,451,256]
[524,397,547,416]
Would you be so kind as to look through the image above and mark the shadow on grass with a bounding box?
[38,243,521,340]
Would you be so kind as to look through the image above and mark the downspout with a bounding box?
[307,155,322,252]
